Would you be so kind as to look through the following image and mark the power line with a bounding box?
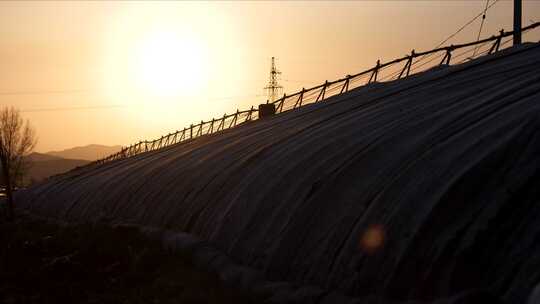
[472,0,491,57]
[0,89,91,96]
[0,86,262,102]
[283,79,313,83]
[21,105,126,113]
[15,93,265,113]
[434,0,501,49]
[414,0,501,67]
[204,94,263,102]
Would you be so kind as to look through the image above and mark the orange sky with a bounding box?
[1,1,539,152]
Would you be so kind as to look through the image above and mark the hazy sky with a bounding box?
[1,1,539,152]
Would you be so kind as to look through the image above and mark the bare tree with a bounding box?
[0,107,36,220]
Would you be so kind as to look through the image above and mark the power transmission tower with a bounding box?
[264,57,283,103]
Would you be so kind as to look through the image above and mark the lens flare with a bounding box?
[359,224,385,254]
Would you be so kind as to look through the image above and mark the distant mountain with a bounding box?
[0,153,90,186]
[46,144,122,161]
[25,154,90,185]
[26,152,63,162]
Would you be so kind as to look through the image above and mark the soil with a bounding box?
[0,215,259,304]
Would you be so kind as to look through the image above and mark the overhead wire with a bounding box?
[472,0,491,57]
[6,93,264,113]
[21,105,126,113]
[0,89,91,96]
[433,0,501,49]
[413,0,501,68]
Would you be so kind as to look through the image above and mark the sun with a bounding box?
[134,31,207,97]
[102,3,238,124]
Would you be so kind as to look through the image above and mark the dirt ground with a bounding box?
[0,215,259,304]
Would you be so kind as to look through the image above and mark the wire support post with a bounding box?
[293,88,305,109]
[340,76,351,94]
[489,29,505,54]
[399,50,415,79]
[316,81,328,102]
[440,46,454,65]
[368,60,381,84]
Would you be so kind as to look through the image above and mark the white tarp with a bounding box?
[18,43,540,303]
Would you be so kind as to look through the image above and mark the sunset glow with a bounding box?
[134,31,208,97]
[1,1,539,152]
[102,4,219,117]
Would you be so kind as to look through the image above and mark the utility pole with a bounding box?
[514,0,522,45]
[264,57,283,103]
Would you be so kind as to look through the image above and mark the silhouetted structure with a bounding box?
[264,57,282,103]
[514,0,522,45]
[258,103,276,119]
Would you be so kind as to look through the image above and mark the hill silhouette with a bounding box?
[0,153,90,186]
[25,153,89,184]
[46,144,122,161]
